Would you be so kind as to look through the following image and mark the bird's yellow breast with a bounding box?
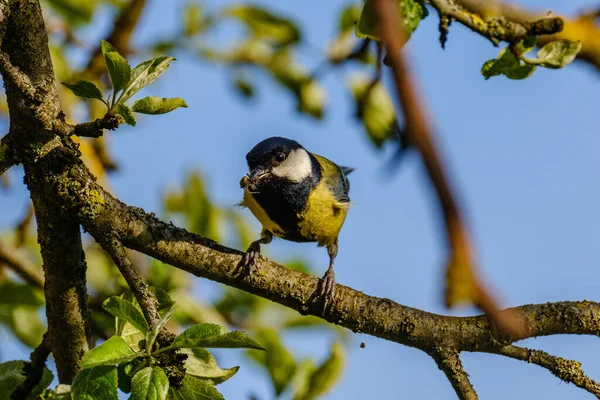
[298,180,349,247]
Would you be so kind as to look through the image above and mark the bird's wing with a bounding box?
[313,154,351,204]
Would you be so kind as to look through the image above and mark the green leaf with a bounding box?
[172,323,226,346]
[339,4,362,32]
[61,81,104,101]
[101,40,131,94]
[348,76,397,148]
[119,56,175,105]
[132,97,188,115]
[103,296,149,334]
[248,328,295,395]
[11,306,46,348]
[181,348,239,384]
[0,360,53,399]
[303,342,345,399]
[131,367,169,400]
[298,81,325,119]
[481,48,536,80]
[171,375,224,400]
[291,359,316,400]
[183,3,209,36]
[0,282,44,307]
[117,103,136,126]
[518,36,538,54]
[79,336,139,369]
[224,5,300,46]
[356,0,427,40]
[72,366,118,400]
[535,39,582,69]
[168,325,264,351]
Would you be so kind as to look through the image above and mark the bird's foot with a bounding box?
[238,242,262,277]
[317,269,336,315]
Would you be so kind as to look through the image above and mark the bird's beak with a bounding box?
[248,168,269,183]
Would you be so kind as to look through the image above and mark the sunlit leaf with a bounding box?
[103,296,149,334]
[79,336,139,369]
[119,57,175,105]
[348,76,397,147]
[101,40,131,94]
[535,39,582,69]
[303,342,345,399]
[132,96,188,115]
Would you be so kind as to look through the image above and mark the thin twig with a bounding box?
[0,134,17,176]
[428,0,563,46]
[492,345,600,398]
[10,333,50,400]
[97,235,160,326]
[14,203,35,247]
[0,239,45,288]
[431,349,477,400]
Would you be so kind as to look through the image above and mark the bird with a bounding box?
[239,136,353,312]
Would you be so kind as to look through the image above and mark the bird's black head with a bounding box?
[242,136,317,188]
[245,136,304,173]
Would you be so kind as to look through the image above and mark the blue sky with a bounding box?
[2,0,600,398]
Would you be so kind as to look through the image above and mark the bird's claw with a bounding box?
[318,269,336,315]
[238,242,263,277]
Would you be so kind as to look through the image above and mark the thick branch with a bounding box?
[431,349,477,400]
[10,333,50,400]
[2,0,92,383]
[492,345,600,397]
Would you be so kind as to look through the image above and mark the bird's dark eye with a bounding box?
[275,152,286,163]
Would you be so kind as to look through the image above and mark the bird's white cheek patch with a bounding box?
[272,149,312,182]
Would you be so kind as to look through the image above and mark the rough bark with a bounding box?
[1,0,91,383]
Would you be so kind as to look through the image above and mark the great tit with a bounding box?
[239,136,353,311]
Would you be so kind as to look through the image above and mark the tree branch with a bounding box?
[0,136,17,176]
[55,114,121,138]
[0,239,45,288]
[0,51,35,100]
[492,345,600,397]
[431,349,477,400]
[372,0,520,336]
[429,0,600,71]
[2,0,92,384]
[95,235,161,327]
[428,0,563,46]
[10,333,50,400]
